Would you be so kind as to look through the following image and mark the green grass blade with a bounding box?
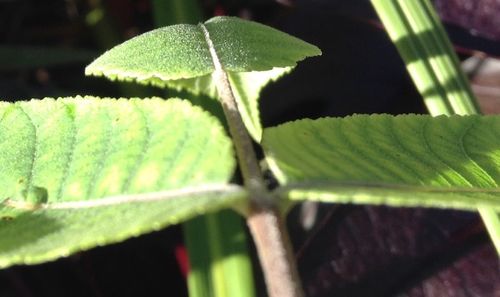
[371,0,453,115]
[183,217,212,297]
[184,210,256,297]
[396,0,479,114]
[371,0,500,254]
[478,207,500,252]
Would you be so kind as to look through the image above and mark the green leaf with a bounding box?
[160,67,292,141]
[85,16,320,83]
[202,17,320,72]
[0,97,244,268]
[228,68,292,141]
[85,16,319,141]
[85,24,213,82]
[276,182,499,211]
[263,114,500,210]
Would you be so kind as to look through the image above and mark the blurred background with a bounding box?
[0,0,498,296]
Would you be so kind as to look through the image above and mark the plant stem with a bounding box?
[154,3,257,296]
[201,24,305,297]
[247,204,304,297]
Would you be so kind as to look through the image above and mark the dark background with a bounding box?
[0,0,499,296]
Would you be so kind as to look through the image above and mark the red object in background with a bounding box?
[175,244,190,278]
[214,5,226,16]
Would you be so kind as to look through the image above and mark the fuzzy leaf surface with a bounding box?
[162,67,292,141]
[202,17,320,71]
[0,97,243,268]
[85,16,320,82]
[85,24,213,83]
[85,17,320,141]
[263,114,500,210]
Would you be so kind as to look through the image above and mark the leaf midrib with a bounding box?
[2,184,243,210]
[199,23,224,75]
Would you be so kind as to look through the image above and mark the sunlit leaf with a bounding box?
[161,67,292,141]
[0,97,244,268]
[263,114,500,210]
[85,17,320,141]
[85,16,319,82]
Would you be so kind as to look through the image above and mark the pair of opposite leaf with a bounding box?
[85,16,314,141]
[0,16,498,268]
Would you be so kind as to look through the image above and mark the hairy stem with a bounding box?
[200,23,305,297]
[247,204,304,297]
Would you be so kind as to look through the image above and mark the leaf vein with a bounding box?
[56,101,78,201]
[386,116,451,185]
[337,118,404,181]
[301,122,370,175]
[155,110,191,188]
[121,101,152,193]
[16,105,38,197]
[178,123,213,185]
[459,117,497,187]
[358,116,423,183]
[421,117,472,186]
[85,105,114,198]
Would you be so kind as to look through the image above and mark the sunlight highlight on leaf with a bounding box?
[0,97,244,268]
[263,114,500,210]
[85,16,320,82]
[85,17,320,141]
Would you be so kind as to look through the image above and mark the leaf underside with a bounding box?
[228,68,292,141]
[139,67,292,142]
[0,97,243,268]
[263,114,500,211]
